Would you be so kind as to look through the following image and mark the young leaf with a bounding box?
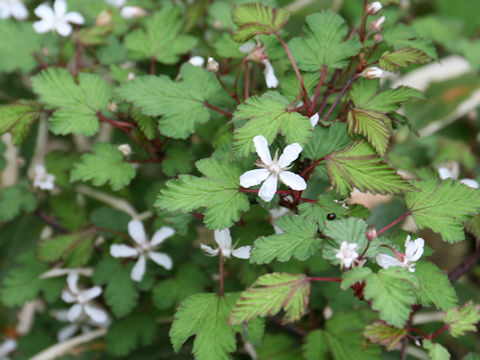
[444,301,480,337]
[289,11,361,71]
[230,273,310,324]
[379,48,431,72]
[250,215,320,264]
[325,140,412,196]
[124,6,196,64]
[232,3,290,42]
[323,218,368,265]
[116,64,221,139]
[155,157,250,229]
[170,293,239,360]
[303,122,352,160]
[70,143,136,191]
[233,92,311,156]
[423,340,450,360]
[0,101,41,145]
[363,321,407,351]
[0,183,37,222]
[405,179,480,243]
[31,68,112,136]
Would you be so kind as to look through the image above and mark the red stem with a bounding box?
[359,0,369,43]
[239,187,291,195]
[218,252,224,296]
[376,211,411,237]
[309,65,328,114]
[244,60,250,100]
[150,57,156,75]
[33,53,48,69]
[429,324,449,340]
[97,112,135,134]
[216,73,239,104]
[204,102,233,118]
[300,157,326,178]
[321,74,358,121]
[309,277,341,282]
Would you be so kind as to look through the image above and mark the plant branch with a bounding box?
[448,247,480,282]
[216,73,239,104]
[97,112,135,134]
[309,277,341,282]
[35,210,68,233]
[376,211,411,237]
[300,157,326,178]
[244,60,250,100]
[204,102,233,118]
[150,57,156,74]
[309,65,328,114]
[218,252,224,296]
[321,74,359,121]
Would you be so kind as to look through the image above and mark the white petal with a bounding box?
[279,171,307,191]
[253,135,272,165]
[120,6,147,19]
[81,286,102,302]
[54,0,67,17]
[405,237,424,262]
[106,0,126,7]
[67,271,79,294]
[128,219,147,245]
[67,304,83,322]
[0,339,17,356]
[11,3,28,20]
[150,226,175,247]
[55,21,72,37]
[58,324,79,342]
[0,3,10,19]
[200,244,219,256]
[34,4,54,20]
[375,254,402,269]
[64,11,84,25]
[239,169,269,188]
[52,309,70,322]
[258,175,278,202]
[278,143,303,168]
[110,244,139,258]
[460,178,479,189]
[310,113,319,127]
[61,290,76,303]
[33,19,54,33]
[263,60,279,88]
[130,255,146,282]
[214,228,232,250]
[84,305,108,324]
[239,42,255,53]
[149,251,173,270]
[233,246,251,259]
[438,167,453,180]
[188,56,205,67]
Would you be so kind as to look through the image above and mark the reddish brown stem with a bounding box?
[288,91,305,110]
[448,248,480,282]
[429,324,449,340]
[321,74,358,121]
[33,53,48,69]
[150,57,156,75]
[359,0,369,43]
[216,73,239,104]
[244,60,250,100]
[203,102,233,118]
[309,65,328,114]
[376,211,411,237]
[300,157,326,178]
[239,187,291,195]
[218,252,224,296]
[97,112,135,134]
[309,277,341,282]
[299,197,317,203]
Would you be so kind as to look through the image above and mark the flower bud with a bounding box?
[96,9,113,26]
[127,72,136,81]
[366,228,377,240]
[363,66,385,79]
[188,56,205,67]
[120,6,147,19]
[118,144,132,156]
[367,1,382,15]
[370,15,386,31]
[107,102,118,113]
[206,57,219,72]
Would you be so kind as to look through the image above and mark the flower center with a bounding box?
[268,162,281,175]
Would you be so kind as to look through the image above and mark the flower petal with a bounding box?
[11,3,28,20]
[55,21,72,37]
[375,254,402,269]
[64,11,84,24]
[33,19,54,33]
[34,4,54,20]
[258,175,278,202]
[150,226,175,247]
[67,271,79,294]
[0,3,10,19]
[253,135,272,165]
[460,178,479,189]
[82,286,102,302]
[279,171,307,191]
[110,244,138,258]
[239,168,269,188]
[233,246,251,259]
[84,305,108,324]
[278,143,302,168]
[0,339,17,356]
[310,113,319,127]
[130,255,146,282]
[148,251,173,270]
[54,0,67,17]
[263,59,279,88]
[61,290,76,303]
[214,228,232,250]
[438,167,453,180]
[239,42,255,53]
[200,244,219,256]
[58,324,79,341]
[67,303,83,322]
[405,237,424,262]
[52,309,70,322]
[128,219,147,245]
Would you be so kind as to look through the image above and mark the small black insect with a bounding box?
[327,213,336,220]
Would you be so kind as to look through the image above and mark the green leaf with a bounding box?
[0,183,37,222]
[232,3,290,42]
[298,192,348,230]
[414,261,458,310]
[117,64,221,138]
[251,215,319,264]
[347,108,391,156]
[341,267,372,290]
[363,268,419,327]
[31,68,112,136]
[303,330,329,360]
[170,293,238,360]
[131,109,157,140]
[423,340,450,360]
[303,123,352,160]
[0,101,41,145]
[155,157,249,229]
[70,143,136,191]
[383,24,437,59]
[230,273,310,324]
[325,140,412,196]
[289,11,361,71]
[259,333,302,360]
[363,321,407,351]
[323,218,368,265]
[233,92,311,156]
[379,48,432,72]
[444,301,480,337]
[124,6,196,64]
[161,143,194,177]
[405,179,480,243]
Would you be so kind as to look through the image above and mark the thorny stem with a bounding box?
[216,73,239,104]
[309,65,328,114]
[244,60,250,100]
[376,211,411,237]
[321,74,359,121]
[218,251,224,296]
[204,101,233,118]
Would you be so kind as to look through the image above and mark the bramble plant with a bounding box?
[1,0,480,359]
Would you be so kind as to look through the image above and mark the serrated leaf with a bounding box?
[379,48,431,72]
[31,68,112,136]
[347,108,391,156]
[423,340,450,360]
[303,330,329,360]
[303,122,353,160]
[326,140,412,196]
[124,6,196,63]
[233,92,311,156]
[230,273,310,324]
[131,109,157,140]
[162,143,194,177]
[170,293,238,360]
[383,24,437,59]
[232,3,289,42]
[0,101,41,145]
[406,179,480,243]
[363,321,407,351]
[298,192,348,230]
[0,183,37,222]
[71,143,136,191]
[341,266,372,290]
[117,64,221,138]
[323,218,368,265]
[289,11,361,71]
[444,301,480,337]
[251,215,319,264]
[155,157,250,229]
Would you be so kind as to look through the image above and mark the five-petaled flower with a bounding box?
[52,307,109,341]
[33,164,55,190]
[376,235,424,272]
[335,241,359,269]
[0,0,28,20]
[110,219,175,281]
[33,0,84,37]
[201,228,251,260]
[240,135,307,202]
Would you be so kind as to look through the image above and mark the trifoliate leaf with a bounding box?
[289,11,361,71]
[405,179,480,243]
[383,24,437,59]
[363,268,419,327]
[233,92,311,156]
[155,157,250,229]
[303,122,352,160]
[251,215,319,264]
[124,6,196,64]
[0,101,41,145]
[323,218,368,265]
[325,141,412,196]
[363,321,407,351]
[379,48,431,72]
[0,183,37,222]
[170,293,238,360]
[232,3,289,42]
[230,273,310,324]
[71,143,136,191]
[31,68,112,136]
[117,64,221,138]
[423,340,450,360]
[444,301,480,337]
[414,261,458,311]
[347,108,391,156]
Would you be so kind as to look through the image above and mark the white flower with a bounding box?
[367,1,382,15]
[0,0,28,20]
[0,338,17,360]
[52,308,109,341]
[33,0,84,37]
[118,144,132,156]
[33,164,55,190]
[106,0,125,8]
[61,272,108,324]
[363,66,385,79]
[269,207,290,234]
[370,15,386,31]
[438,166,479,189]
[239,42,256,54]
[262,59,279,88]
[335,241,359,269]
[200,228,251,259]
[240,135,307,202]
[207,57,219,72]
[120,5,147,19]
[110,219,174,281]
[127,72,136,81]
[188,56,205,67]
[310,113,319,127]
[376,235,424,272]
